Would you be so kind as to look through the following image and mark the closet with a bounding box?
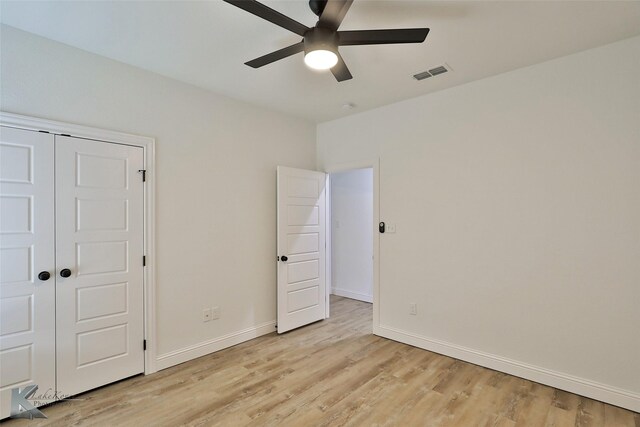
[0,126,145,418]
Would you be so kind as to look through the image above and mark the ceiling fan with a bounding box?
[223,0,430,82]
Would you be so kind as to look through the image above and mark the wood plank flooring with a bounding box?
[4,296,638,426]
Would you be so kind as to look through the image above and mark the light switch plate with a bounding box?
[409,303,417,315]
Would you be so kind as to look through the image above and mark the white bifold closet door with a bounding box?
[0,127,145,419]
[0,127,56,418]
[55,135,144,397]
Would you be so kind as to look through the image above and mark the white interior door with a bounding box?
[55,135,144,396]
[276,166,326,333]
[0,126,55,419]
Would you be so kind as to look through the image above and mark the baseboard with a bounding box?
[331,287,373,303]
[377,325,640,412]
[156,321,276,371]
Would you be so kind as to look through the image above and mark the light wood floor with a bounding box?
[5,296,638,426]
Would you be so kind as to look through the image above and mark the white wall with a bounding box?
[318,36,640,411]
[330,169,373,303]
[0,25,317,368]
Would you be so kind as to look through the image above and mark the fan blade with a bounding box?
[245,42,305,68]
[331,52,352,82]
[223,0,309,36]
[338,28,429,46]
[318,0,354,31]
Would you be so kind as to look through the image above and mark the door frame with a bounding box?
[0,111,158,374]
[324,159,380,334]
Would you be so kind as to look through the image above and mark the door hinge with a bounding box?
[143,340,147,351]
[138,169,146,182]
[143,256,146,266]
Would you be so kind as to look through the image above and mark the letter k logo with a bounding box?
[10,385,47,419]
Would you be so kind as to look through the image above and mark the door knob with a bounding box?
[38,271,51,281]
[280,255,288,262]
[60,268,72,278]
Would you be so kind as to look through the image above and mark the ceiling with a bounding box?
[2,1,640,123]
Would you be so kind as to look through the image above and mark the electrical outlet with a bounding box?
[387,223,397,233]
[409,303,417,315]
[212,306,220,320]
[203,308,212,322]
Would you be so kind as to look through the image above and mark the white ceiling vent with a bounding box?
[413,64,451,81]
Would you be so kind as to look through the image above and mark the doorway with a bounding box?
[275,160,379,333]
[329,168,374,303]
[325,158,380,335]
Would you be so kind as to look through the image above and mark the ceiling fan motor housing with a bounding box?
[304,27,339,55]
[309,0,327,17]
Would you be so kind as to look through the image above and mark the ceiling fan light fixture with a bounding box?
[303,27,339,71]
[304,49,338,70]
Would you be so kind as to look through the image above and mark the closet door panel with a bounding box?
[0,126,55,419]
[55,135,144,397]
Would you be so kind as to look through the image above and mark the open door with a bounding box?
[277,166,327,333]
